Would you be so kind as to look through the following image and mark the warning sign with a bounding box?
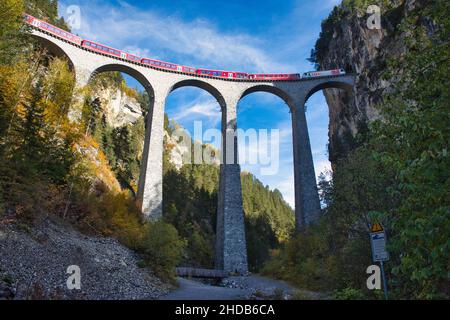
[370,231,389,262]
[370,223,384,233]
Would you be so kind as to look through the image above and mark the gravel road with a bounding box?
[160,275,300,300]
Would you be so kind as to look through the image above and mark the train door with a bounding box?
[228,72,234,79]
[177,66,182,72]
[120,52,127,59]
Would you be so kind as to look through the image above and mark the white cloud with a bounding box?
[173,100,220,122]
[59,0,293,73]
[168,91,221,131]
[272,175,295,209]
[314,159,332,179]
[121,46,152,59]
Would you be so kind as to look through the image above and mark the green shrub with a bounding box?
[332,288,367,300]
[138,220,186,281]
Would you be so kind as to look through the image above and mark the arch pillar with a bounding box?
[215,96,248,274]
[137,87,167,220]
[291,96,321,230]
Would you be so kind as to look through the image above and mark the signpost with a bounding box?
[369,223,389,299]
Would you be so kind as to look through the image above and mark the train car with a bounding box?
[196,69,249,79]
[302,69,345,78]
[249,73,301,81]
[141,58,181,72]
[24,13,82,46]
[196,69,225,78]
[124,52,142,63]
[235,72,250,79]
[180,65,197,74]
[141,58,197,74]
[82,40,122,58]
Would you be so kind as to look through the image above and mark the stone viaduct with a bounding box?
[30,27,355,274]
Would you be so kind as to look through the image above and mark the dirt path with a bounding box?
[160,275,300,300]
[161,277,247,300]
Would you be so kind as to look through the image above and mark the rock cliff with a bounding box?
[315,0,434,164]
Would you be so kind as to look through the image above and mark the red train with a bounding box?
[24,13,82,45]
[196,69,249,79]
[141,58,196,74]
[81,40,141,63]
[23,13,346,81]
[302,69,346,78]
[249,73,301,80]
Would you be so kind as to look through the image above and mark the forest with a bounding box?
[0,0,448,299]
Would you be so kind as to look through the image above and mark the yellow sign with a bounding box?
[371,223,384,233]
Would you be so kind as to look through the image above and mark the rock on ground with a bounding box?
[0,219,171,300]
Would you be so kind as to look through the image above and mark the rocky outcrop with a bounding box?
[0,219,171,300]
[165,130,220,170]
[315,0,432,164]
[93,86,142,128]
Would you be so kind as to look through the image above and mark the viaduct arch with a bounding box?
[29,27,355,274]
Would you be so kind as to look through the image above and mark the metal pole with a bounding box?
[380,261,388,300]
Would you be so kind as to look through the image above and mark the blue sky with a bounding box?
[59,0,341,207]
